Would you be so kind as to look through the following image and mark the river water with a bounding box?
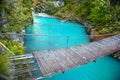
[24,16,120,80]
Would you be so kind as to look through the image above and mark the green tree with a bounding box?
[88,0,120,34]
[55,0,120,34]
[75,0,93,18]
[0,0,33,32]
[88,0,111,26]
[44,1,59,15]
[0,0,39,77]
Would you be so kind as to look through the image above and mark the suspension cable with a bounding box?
[0,32,119,37]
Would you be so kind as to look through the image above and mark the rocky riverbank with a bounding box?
[111,51,120,60]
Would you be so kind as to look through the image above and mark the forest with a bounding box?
[54,0,120,34]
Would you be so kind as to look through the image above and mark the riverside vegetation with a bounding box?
[0,0,40,76]
[54,0,120,34]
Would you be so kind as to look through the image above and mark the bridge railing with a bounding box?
[1,32,116,53]
[9,54,42,80]
[24,34,90,53]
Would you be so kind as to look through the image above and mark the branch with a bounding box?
[0,42,15,55]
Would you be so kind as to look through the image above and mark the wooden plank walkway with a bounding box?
[33,34,120,76]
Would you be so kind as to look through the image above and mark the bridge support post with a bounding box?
[48,36,50,51]
[67,36,69,48]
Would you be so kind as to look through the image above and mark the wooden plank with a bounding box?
[98,38,119,54]
[77,47,96,62]
[112,35,120,41]
[38,51,53,74]
[43,50,59,75]
[67,48,83,67]
[82,42,106,57]
[52,50,65,73]
[49,50,62,73]
[53,49,69,72]
[71,46,96,62]
[37,51,53,76]
[60,49,75,68]
[33,52,48,76]
[56,49,71,71]
[62,48,78,69]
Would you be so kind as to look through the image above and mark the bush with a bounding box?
[45,1,59,15]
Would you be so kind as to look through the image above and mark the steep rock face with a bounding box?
[0,0,32,44]
[53,0,64,7]
[0,8,8,31]
[35,2,46,13]
[35,0,64,13]
[0,8,24,44]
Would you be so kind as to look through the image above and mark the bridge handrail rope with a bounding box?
[1,32,119,51]
[0,32,119,37]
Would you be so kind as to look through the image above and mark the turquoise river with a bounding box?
[24,16,120,80]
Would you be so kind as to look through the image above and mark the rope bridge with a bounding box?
[10,34,120,79]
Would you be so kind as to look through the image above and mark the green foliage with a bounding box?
[64,0,75,4]
[60,2,74,12]
[55,0,120,34]
[54,0,77,19]
[55,0,93,19]
[88,0,120,34]
[45,1,59,15]
[88,0,111,25]
[0,39,25,55]
[0,0,33,32]
[0,0,39,77]
[0,39,25,76]
[0,54,10,76]
[75,0,93,18]
[32,0,43,12]
[54,11,63,17]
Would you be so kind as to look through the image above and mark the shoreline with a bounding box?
[33,13,52,18]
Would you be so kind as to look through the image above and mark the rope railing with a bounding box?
[1,32,120,53]
[0,32,119,37]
